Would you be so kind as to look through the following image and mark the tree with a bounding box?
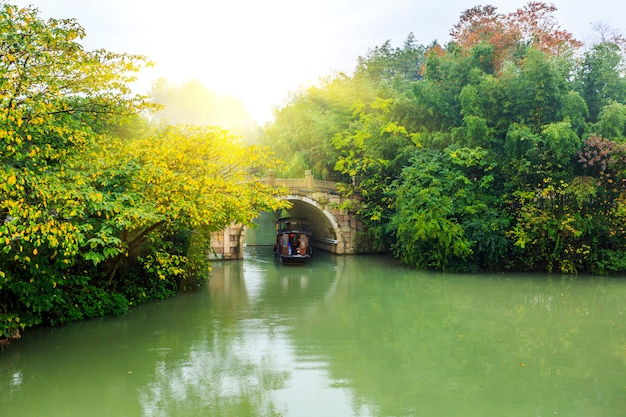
[333,97,418,252]
[0,4,287,339]
[504,47,569,130]
[391,146,506,271]
[0,3,153,337]
[355,33,426,89]
[450,2,581,71]
[577,41,626,122]
[259,2,626,274]
[577,135,626,273]
[595,101,626,141]
[73,125,287,287]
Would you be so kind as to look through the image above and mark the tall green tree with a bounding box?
[354,33,426,90]
[332,98,418,251]
[594,101,626,141]
[577,41,626,122]
[391,146,506,271]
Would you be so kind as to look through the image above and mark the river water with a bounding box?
[1,247,625,417]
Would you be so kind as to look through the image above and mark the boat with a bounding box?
[274,217,313,264]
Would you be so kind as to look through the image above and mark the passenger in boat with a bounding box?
[289,234,299,252]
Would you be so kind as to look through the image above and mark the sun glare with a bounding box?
[125,0,343,124]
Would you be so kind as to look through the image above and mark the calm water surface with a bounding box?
[1,247,625,417]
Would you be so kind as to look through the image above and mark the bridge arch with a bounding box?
[210,171,360,259]
[281,194,345,254]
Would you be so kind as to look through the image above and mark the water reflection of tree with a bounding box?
[138,336,287,417]
[280,260,626,416]
[135,258,290,417]
[206,252,626,416]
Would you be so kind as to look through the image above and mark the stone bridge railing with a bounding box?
[264,169,342,194]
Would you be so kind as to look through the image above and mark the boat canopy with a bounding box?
[275,217,312,235]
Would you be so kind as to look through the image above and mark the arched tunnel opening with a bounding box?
[245,196,344,254]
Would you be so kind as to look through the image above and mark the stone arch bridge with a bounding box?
[210,170,361,260]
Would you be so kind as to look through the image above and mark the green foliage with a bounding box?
[540,120,581,167]
[411,47,467,132]
[507,182,593,273]
[259,4,626,275]
[504,48,569,129]
[463,115,493,147]
[45,286,129,326]
[391,147,507,271]
[0,3,154,338]
[594,249,626,274]
[595,101,626,141]
[557,91,589,136]
[577,41,626,122]
[354,33,426,89]
[332,97,418,251]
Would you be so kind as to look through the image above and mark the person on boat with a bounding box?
[289,234,299,254]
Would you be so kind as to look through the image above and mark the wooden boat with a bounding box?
[274,217,313,264]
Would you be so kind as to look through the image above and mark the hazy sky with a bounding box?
[9,0,626,123]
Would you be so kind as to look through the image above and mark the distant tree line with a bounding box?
[262,2,626,274]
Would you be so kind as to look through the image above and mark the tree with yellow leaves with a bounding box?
[0,3,286,340]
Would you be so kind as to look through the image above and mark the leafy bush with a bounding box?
[44,286,129,326]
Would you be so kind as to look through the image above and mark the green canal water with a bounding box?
[1,247,625,417]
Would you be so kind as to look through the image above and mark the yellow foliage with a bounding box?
[92,125,289,233]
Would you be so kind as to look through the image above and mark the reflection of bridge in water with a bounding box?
[211,170,362,259]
